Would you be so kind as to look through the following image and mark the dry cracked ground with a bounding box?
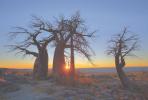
[0,71,148,100]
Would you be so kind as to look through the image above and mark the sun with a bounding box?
[65,65,70,71]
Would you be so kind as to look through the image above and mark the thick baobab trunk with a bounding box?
[33,48,48,80]
[33,57,39,79]
[115,56,131,88]
[52,42,65,79]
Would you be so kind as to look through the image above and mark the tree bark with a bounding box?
[115,55,131,88]
[70,36,75,79]
[52,42,65,80]
[33,48,48,80]
[33,57,39,79]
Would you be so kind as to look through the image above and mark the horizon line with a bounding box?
[0,66,148,70]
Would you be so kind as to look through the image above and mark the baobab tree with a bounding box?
[66,13,95,79]
[107,28,139,88]
[52,12,95,80]
[8,17,56,80]
[57,14,95,81]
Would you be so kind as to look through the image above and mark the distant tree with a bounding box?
[8,17,56,80]
[107,28,139,88]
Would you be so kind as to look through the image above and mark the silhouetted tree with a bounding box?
[8,17,56,80]
[66,13,95,80]
[27,17,65,80]
[107,28,139,88]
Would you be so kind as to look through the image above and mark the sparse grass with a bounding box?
[33,85,56,95]
[75,77,97,87]
[0,83,19,93]
[1,70,148,100]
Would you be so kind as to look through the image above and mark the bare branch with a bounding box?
[8,45,38,57]
[107,27,139,58]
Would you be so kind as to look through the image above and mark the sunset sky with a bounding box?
[0,0,148,69]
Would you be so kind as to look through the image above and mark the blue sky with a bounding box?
[0,0,148,68]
